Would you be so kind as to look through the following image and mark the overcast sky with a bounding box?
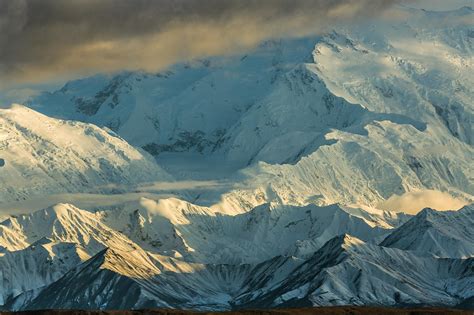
[0,0,472,105]
[410,0,472,10]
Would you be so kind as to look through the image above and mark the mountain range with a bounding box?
[1,202,473,310]
[0,5,472,312]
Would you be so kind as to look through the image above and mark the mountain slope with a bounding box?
[221,64,427,166]
[96,198,401,264]
[236,235,474,308]
[0,202,472,311]
[26,7,474,211]
[0,203,144,307]
[12,234,474,311]
[17,247,162,311]
[381,205,474,258]
[0,203,138,253]
[28,39,316,154]
[0,105,170,202]
[0,240,87,306]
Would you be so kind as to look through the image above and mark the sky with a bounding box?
[410,0,473,10]
[0,0,472,105]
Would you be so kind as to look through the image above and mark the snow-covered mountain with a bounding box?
[20,238,473,310]
[222,6,474,208]
[0,4,473,312]
[0,203,138,254]
[0,203,144,306]
[237,234,474,308]
[0,240,87,306]
[95,198,406,264]
[26,7,474,210]
[0,105,170,203]
[1,201,473,311]
[28,39,315,154]
[381,205,474,258]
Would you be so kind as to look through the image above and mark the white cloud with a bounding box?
[378,190,471,214]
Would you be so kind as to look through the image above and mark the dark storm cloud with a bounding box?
[0,0,404,84]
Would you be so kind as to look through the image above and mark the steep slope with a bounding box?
[17,247,163,311]
[97,198,401,264]
[313,7,473,145]
[381,205,474,258]
[0,204,143,308]
[0,203,471,311]
[28,39,316,154]
[0,203,137,253]
[0,240,88,305]
[0,105,170,203]
[220,6,474,208]
[222,65,369,165]
[11,234,474,311]
[19,246,290,311]
[236,235,474,308]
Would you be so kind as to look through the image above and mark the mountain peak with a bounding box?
[380,206,474,258]
[0,105,171,203]
[47,203,90,218]
[340,234,365,247]
[89,246,161,279]
[314,234,366,259]
[416,207,439,221]
[24,203,97,228]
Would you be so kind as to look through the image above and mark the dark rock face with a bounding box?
[0,158,4,167]
[142,129,226,156]
[431,102,473,145]
[74,74,131,116]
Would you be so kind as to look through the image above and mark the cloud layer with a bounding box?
[379,190,471,214]
[0,0,403,85]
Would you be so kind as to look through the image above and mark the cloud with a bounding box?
[0,0,405,85]
[138,180,228,191]
[0,87,42,107]
[378,190,471,214]
[0,192,172,216]
[408,0,473,11]
[0,178,239,215]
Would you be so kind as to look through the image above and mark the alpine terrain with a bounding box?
[0,4,472,312]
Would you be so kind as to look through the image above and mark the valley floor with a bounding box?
[1,307,472,315]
